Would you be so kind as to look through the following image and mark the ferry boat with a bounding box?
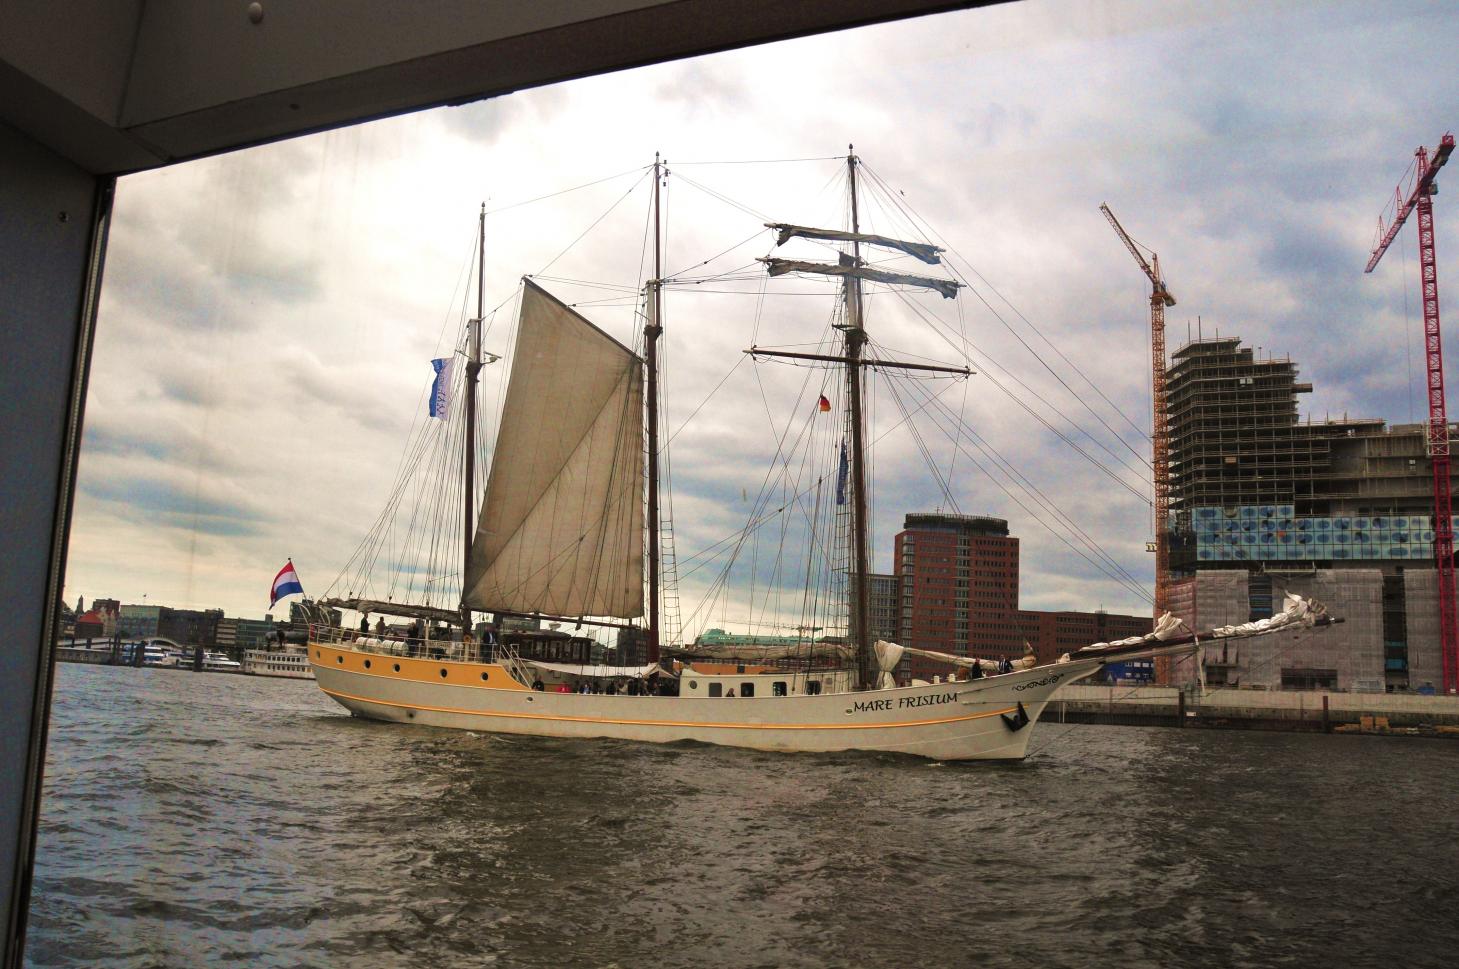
[202,651,243,673]
[243,644,316,680]
[119,640,179,668]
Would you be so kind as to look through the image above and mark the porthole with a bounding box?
[688,680,698,690]
[406,710,415,719]
[480,671,489,681]
[393,663,400,672]
[336,655,343,664]
[315,650,322,659]
[364,659,372,669]
[439,668,448,678]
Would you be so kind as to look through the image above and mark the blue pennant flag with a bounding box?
[835,440,849,506]
[429,357,454,420]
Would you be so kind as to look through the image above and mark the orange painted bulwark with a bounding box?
[307,643,531,690]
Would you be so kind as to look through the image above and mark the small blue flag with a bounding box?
[429,357,453,419]
[835,440,848,506]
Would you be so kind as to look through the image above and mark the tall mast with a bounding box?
[645,155,663,663]
[463,203,484,628]
[752,153,967,688]
[845,148,875,690]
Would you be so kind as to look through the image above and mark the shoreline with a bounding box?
[1051,682,1459,737]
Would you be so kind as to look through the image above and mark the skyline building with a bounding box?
[894,513,1149,682]
[1165,335,1454,692]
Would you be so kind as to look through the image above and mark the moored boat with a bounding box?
[243,644,316,680]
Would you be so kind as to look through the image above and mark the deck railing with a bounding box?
[308,623,492,664]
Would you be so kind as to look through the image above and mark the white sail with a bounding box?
[462,280,645,618]
[766,223,944,265]
[760,257,961,299]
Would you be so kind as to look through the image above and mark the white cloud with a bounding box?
[63,0,1459,634]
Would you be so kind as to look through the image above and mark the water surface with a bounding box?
[26,664,1459,968]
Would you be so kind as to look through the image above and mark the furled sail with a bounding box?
[760,257,961,299]
[668,642,857,663]
[462,280,645,618]
[766,223,944,265]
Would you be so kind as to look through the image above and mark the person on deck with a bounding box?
[359,615,370,634]
[375,616,385,636]
[532,677,545,691]
[967,661,983,680]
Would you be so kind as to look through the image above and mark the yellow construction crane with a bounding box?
[1100,203,1177,618]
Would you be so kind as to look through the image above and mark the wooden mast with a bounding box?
[752,152,966,688]
[462,203,483,630]
[645,156,663,663]
[845,148,875,691]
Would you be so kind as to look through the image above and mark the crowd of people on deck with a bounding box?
[350,614,470,659]
[530,672,675,696]
[345,611,1021,691]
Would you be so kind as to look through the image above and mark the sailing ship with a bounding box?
[307,152,1333,760]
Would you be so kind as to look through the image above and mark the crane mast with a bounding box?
[1100,203,1176,621]
[1366,132,1458,695]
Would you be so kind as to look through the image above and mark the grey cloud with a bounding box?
[82,475,267,538]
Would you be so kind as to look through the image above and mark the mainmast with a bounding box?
[751,150,969,691]
[645,155,664,663]
[844,149,875,691]
[463,203,484,629]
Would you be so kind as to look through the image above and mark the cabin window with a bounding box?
[772,681,787,697]
[708,683,723,698]
[736,664,746,674]
[688,680,698,690]
[740,683,755,698]
[806,680,822,695]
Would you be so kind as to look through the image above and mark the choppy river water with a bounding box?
[23,663,1459,968]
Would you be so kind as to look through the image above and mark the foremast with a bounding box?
[645,155,664,663]
[753,147,969,690]
[462,203,484,630]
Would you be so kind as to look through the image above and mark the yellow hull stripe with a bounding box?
[319,685,1018,732]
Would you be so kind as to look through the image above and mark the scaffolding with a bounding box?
[1168,336,1459,576]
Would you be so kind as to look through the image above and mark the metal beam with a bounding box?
[746,347,972,375]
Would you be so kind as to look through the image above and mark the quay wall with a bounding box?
[1052,683,1459,730]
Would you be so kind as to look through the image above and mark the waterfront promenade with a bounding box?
[1054,683,1459,732]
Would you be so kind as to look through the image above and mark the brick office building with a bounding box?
[894,513,1150,681]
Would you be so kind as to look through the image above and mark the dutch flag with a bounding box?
[270,560,304,608]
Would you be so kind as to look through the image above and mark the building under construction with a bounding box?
[1165,336,1457,692]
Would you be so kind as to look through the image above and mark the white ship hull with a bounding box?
[308,640,1107,761]
[245,648,317,680]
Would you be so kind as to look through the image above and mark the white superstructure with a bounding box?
[244,645,316,679]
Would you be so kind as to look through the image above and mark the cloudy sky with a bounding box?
[63,0,1459,634]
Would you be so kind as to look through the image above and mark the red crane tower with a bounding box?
[1101,203,1177,619]
[1366,132,1457,694]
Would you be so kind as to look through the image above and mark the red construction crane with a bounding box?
[1366,132,1457,694]
[1101,203,1177,620]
